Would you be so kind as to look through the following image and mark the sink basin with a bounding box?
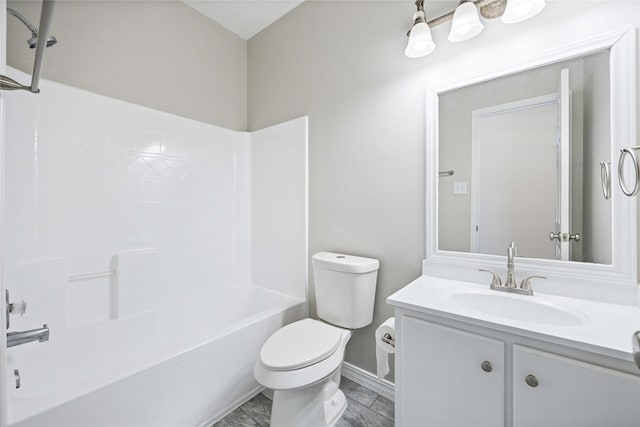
[449,292,586,326]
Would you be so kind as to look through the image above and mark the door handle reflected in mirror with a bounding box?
[549,232,581,242]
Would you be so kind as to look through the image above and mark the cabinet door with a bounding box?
[513,345,640,427]
[397,316,505,427]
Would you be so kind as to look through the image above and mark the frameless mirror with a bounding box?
[437,50,612,264]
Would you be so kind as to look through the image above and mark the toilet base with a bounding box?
[270,367,346,427]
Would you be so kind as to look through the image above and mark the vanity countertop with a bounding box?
[387,275,640,362]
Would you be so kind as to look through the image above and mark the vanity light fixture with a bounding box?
[405,0,436,58]
[449,1,485,43]
[501,0,546,23]
[405,0,545,58]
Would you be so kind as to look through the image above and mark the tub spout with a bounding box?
[7,324,49,348]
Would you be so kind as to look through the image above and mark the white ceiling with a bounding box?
[183,0,305,40]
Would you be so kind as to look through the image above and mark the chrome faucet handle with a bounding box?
[520,275,546,292]
[479,269,502,289]
[9,300,27,316]
[5,290,27,330]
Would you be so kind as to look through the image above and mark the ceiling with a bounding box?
[182,0,305,40]
[181,0,513,41]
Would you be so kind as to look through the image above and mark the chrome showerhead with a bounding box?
[27,35,58,49]
[8,8,58,49]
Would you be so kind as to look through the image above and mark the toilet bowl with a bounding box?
[254,318,352,426]
[254,252,379,427]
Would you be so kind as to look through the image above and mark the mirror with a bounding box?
[438,50,611,264]
[425,28,637,288]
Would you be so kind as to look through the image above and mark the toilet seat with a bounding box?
[260,319,343,371]
[254,320,352,391]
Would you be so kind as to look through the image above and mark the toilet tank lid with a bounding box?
[312,252,379,274]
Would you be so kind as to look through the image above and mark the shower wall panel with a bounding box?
[2,67,252,422]
[2,67,308,425]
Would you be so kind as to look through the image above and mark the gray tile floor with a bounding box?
[214,377,394,427]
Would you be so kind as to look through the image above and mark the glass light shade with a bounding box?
[501,0,546,24]
[405,21,436,58]
[448,2,484,42]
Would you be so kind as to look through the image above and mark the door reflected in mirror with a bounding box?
[438,50,611,264]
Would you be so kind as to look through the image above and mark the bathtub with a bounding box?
[7,284,305,427]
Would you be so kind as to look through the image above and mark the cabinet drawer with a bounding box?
[513,345,640,427]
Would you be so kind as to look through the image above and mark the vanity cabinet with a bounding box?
[512,345,640,427]
[396,314,640,427]
[401,316,505,427]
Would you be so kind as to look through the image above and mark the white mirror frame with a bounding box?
[425,27,638,289]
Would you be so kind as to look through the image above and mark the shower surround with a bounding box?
[2,68,308,426]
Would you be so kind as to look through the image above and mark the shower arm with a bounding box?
[7,8,39,39]
[0,0,56,93]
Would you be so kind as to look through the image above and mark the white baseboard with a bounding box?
[341,362,395,402]
[198,385,265,427]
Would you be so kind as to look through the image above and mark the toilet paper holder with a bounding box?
[382,333,395,347]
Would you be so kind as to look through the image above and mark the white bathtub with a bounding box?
[7,285,305,427]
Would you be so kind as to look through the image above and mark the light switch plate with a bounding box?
[453,182,468,195]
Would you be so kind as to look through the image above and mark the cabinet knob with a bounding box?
[525,374,539,387]
[481,361,493,373]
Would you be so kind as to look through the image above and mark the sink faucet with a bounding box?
[479,242,545,296]
[505,242,518,288]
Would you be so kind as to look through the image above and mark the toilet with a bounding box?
[254,251,379,427]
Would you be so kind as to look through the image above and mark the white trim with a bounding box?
[197,386,265,427]
[341,362,395,402]
[432,28,632,95]
[558,68,572,262]
[0,1,8,426]
[426,27,638,293]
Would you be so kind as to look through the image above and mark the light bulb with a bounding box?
[501,0,546,24]
[405,20,435,58]
[448,1,484,42]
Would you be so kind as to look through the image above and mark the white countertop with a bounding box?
[387,275,640,362]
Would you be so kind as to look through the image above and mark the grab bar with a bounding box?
[68,270,116,283]
[0,0,56,93]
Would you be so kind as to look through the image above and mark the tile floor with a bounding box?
[213,377,394,427]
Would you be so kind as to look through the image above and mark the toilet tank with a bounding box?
[311,252,379,329]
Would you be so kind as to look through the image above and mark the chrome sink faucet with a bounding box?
[479,242,545,296]
[505,242,518,288]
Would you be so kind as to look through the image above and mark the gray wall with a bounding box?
[248,1,640,379]
[6,0,247,130]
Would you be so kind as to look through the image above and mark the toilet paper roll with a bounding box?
[375,317,395,380]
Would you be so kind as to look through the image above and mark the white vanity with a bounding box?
[388,27,640,427]
[389,276,640,426]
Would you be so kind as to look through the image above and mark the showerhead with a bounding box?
[27,35,58,49]
[8,8,58,50]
